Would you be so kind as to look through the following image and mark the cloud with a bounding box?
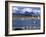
[13,7,19,11]
[32,9,40,14]
[22,8,32,13]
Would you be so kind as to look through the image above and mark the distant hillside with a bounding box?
[12,11,40,17]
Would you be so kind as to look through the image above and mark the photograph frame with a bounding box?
[5,1,45,36]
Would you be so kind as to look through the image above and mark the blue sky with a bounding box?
[12,6,40,14]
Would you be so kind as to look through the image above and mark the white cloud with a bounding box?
[33,9,40,13]
[13,7,19,10]
[37,10,40,12]
[13,7,19,13]
[22,8,32,12]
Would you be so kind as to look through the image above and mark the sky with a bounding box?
[12,6,40,14]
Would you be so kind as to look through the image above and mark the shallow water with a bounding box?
[12,18,40,30]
